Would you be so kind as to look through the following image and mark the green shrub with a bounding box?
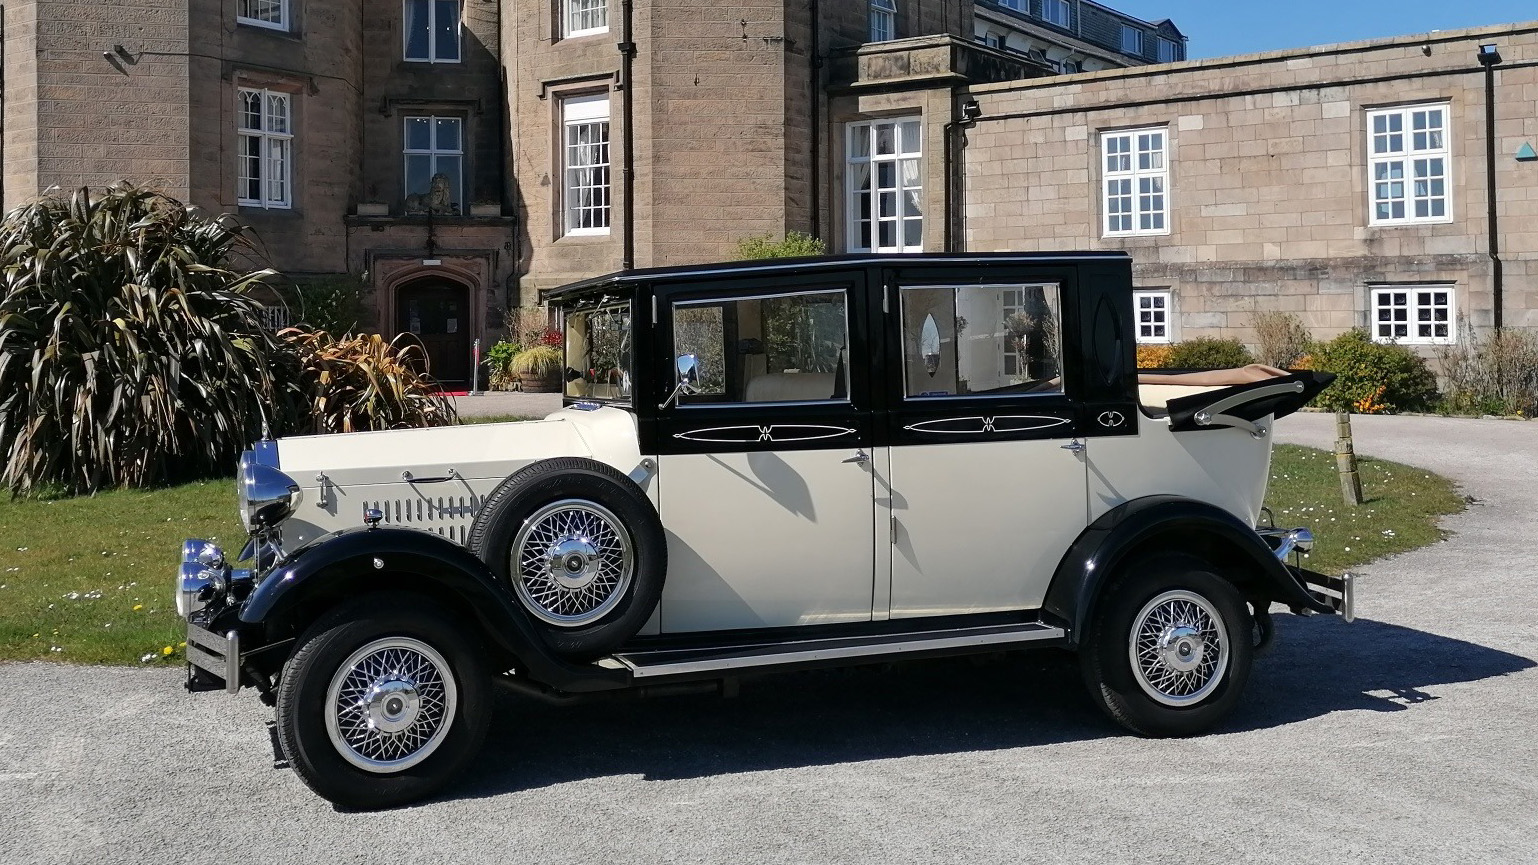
[278,273,367,335]
[736,230,827,260]
[280,330,456,433]
[485,339,522,391]
[0,184,283,495]
[1166,337,1255,370]
[1308,329,1438,414]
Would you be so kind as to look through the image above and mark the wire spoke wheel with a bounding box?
[511,498,635,628]
[323,637,459,774]
[1128,589,1230,707]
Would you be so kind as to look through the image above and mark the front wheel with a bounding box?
[1079,557,1254,737]
[275,594,491,809]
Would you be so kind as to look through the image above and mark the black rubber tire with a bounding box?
[466,457,666,659]
[1079,555,1254,737]
[275,594,491,810]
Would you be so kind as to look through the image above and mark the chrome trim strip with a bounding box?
[673,424,856,444]
[903,415,1070,435]
[617,623,1065,679]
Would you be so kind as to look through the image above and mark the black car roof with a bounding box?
[540,251,1133,303]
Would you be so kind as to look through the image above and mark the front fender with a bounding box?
[240,527,629,692]
[1043,495,1331,646]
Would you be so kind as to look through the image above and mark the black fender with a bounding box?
[239,526,630,693]
[1043,495,1332,647]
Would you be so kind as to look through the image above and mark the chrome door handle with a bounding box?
[843,449,870,465]
[1060,440,1085,454]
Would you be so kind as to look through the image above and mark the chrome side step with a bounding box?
[613,621,1066,680]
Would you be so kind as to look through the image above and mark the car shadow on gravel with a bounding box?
[444,616,1533,802]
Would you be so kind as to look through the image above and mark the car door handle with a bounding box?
[843,449,870,465]
[1060,440,1085,454]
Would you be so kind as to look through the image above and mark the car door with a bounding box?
[878,269,1091,618]
[653,273,876,633]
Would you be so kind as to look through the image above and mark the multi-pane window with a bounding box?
[1371,286,1454,345]
[984,31,1003,48]
[1134,290,1171,343]
[1157,37,1179,62]
[1368,104,1450,225]
[403,0,461,63]
[848,118,923,253]
[1103,128,1168,236]
[237,0,288,30]
[1121,25,1143,55]
[237,88,292,209]
[563,94,611,236]
[565,0,607,37]
[1042,0,1070,28]
[404,116,463,215]
[870,0,897,43]
[997,0,1025,11]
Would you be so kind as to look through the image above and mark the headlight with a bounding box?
[237,450,303,533]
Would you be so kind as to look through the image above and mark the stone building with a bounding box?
[962,22,1538,348]
[973,0,1187,74]
[4,1,1532,384]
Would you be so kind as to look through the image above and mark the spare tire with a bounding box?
[466,457,666,659]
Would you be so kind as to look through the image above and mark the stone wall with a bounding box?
[962,21,1538,346]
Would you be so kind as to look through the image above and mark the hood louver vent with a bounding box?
[362,494,482,546]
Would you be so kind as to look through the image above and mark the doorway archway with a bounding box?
[396,277,472,385]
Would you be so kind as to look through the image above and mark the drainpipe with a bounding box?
[619,0,636,270]
[809,0,821,239]
[1477,44,1504,330]
[943,90,978,253]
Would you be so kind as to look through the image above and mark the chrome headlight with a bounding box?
[237,450,302,533]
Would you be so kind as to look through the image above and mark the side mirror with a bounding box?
[661,353,701,410]
[676,353,700,388]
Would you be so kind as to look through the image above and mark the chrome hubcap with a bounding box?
[324,637,457,774]
[512,499,634,627]
[1129,590,1229,707]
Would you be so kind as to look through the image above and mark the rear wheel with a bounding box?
[1080,556,1253,737]
[275,594,490,810]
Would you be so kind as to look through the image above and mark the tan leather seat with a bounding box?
[744,372,837,403]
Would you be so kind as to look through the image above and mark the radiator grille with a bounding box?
[363,494,482,546]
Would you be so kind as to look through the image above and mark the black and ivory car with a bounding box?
[177,252,1352,808]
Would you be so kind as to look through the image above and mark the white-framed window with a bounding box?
[237,88,292,210]
[1121,25,1143,55]
[1371,285,1454,345]
[1102,128,1168,236]
[404,115,464,214]
[1157,37,1179,63]
[237,0,288,31]
[562,94,612,236]
[1133,289,1171,343]
[564,0,607,37]
[984,31,1003,48]
[403,0,461,63]
[1368,104,1451,226]
[1042,0,1071,28]
[869,0,897,43]
[997,0,1025,11]
[847,117,923,253]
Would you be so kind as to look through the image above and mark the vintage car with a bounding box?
[176,252,1352,809]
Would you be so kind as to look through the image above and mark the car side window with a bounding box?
[671,289,851,405]
[900,283,1064,398]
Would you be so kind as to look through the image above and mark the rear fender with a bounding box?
[1044,495,1331,646]
[240,527,629,692]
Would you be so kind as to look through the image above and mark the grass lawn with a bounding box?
[0,444,1463,665]
[1263,444,1464,576]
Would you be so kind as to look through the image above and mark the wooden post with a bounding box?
[1335,411,1364,506]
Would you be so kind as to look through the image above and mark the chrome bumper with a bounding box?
[185,623,242,694]
[1298,569,1356,623]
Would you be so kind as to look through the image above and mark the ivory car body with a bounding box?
[176,252,1353,809]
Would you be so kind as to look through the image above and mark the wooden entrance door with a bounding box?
[397,279,471,386]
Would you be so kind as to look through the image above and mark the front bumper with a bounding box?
[185,622,242,694]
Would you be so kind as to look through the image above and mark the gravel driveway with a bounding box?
[3,414,1535,865]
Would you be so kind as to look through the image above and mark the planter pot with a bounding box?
[518,371,562,393]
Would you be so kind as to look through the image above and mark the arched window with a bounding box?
[869,0,897,43]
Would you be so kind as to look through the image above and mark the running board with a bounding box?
[612,621,1066,680]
